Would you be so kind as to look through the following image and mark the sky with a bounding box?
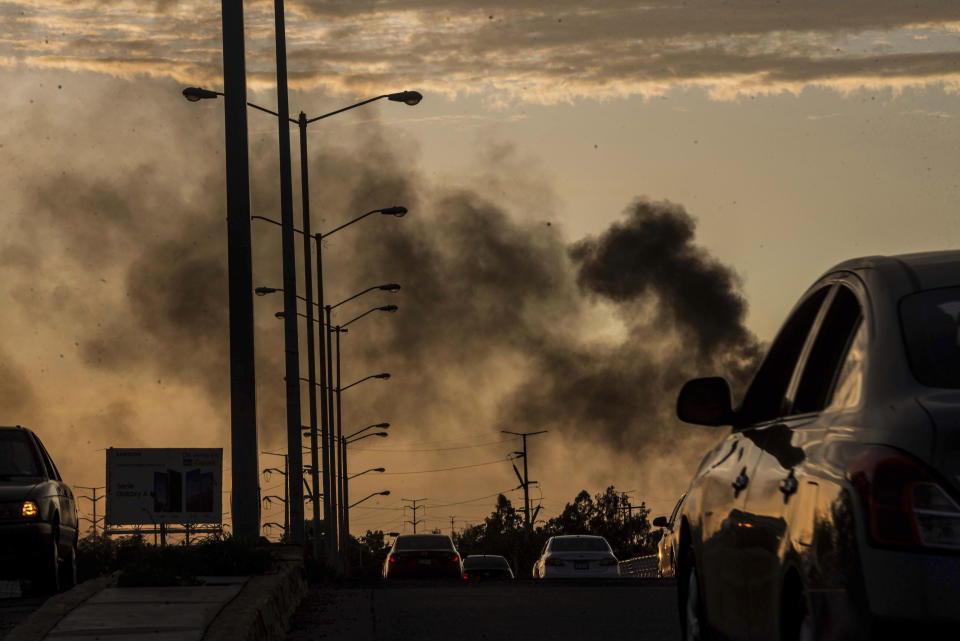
[2,1,960,539]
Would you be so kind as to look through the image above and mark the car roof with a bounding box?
[551,534,606,540]
[828,250,960,293]
[466,554,506,559]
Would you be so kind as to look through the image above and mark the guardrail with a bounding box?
[618,554,658,578]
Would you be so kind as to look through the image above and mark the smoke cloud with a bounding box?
[1,70,762,521]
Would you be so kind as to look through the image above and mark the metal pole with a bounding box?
[341,435,351,574]
[314,238,332,566]
[522,434,530,533]
[335,326,345,570]
[283,453,290,539]
[221,0,259,541]
[272,0,304,545]
[298,113,322,560]
[325,306,337,556]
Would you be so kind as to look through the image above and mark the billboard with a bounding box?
[106,448,222,525]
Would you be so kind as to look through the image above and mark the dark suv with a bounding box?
[0,425,79,592]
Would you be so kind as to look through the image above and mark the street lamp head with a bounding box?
[255,286,280,296]
[373,467,386,473]
[379,305,399,313]
[379,283,402,293]
[375,423,390,429]
[387,91,422,106]
[374,373,391,379]
[183,87,220,102]
[379,490,392,496]
[275,311,285,319]
[380,206,407,217]
[375,432,389,438]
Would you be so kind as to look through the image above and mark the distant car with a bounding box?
[383,534,462,580]
[532,535,619,579]
[0,425,79,593]
[653,493,686,579]
[461,554,515,580]
[674,251,960,641]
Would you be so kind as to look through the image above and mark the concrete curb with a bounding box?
[202,548,307,641]
[4,574,117,641]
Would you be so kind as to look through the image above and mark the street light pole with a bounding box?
[335,325,345,570]
[297,110,324,561]
[271,0,304,545]
[220,0,259,541]
[324,304,337,556]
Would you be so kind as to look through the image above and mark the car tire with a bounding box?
[59,537,78,590]
[32,530,61,594]
[679,547,708,641]
[781,575,814,641]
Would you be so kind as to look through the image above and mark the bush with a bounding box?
[77,533,273,587]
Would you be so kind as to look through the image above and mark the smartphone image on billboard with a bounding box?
[186,468,214,512]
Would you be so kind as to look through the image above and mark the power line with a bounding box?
[381,459,510,475]
[350,438,520,453]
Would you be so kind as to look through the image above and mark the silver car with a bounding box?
[675,251,960,641]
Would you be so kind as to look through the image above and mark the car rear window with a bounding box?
[900,287,960,388]
[550,537,610,552]
[0,431,43,478]
[463,556,510,569]
[395,535,454,551]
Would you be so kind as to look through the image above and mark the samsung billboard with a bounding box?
[105,448,222,525]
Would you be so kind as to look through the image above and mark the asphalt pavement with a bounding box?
[286,579,681,641]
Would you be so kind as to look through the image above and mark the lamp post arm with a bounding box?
[251,215,305,236]
[341,306,381,329]
[349,491,389,509]
[340,375,376,393]
[344,424,387,441]
[345,431,387,445]
[320,210,382,240]
[305,95,389,124]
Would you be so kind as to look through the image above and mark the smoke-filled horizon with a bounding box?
[0,71,761,533]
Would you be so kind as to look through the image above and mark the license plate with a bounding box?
[418,559,432,566]
[574,561,588,570]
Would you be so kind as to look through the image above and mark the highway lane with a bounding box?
[287,579,681,641]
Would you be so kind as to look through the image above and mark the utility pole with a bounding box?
[402,498,426,534]
[262,451,289,539]
[449,515,455,536]
[221,0,260,543]
[76,486,105,537]
[502,430,548,533]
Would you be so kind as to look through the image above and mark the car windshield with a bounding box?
[0,431,43,478]
[395,535,454,551]
[464,556,510,570]
[550,537,610,552]
[900,287,960,388]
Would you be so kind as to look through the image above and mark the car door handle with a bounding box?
[779,470,798,497]
[732,467,749,494]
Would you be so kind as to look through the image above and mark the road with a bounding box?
[287,579,680,641]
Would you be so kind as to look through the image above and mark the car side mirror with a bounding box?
[652,516,668,528]
[677,377,734,426]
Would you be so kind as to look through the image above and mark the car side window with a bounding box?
[737,287,830,426]
[826,321,866,410]
[33,437,62,481]
[792,286,863,415]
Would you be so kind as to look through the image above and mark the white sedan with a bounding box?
[532,535,620,579]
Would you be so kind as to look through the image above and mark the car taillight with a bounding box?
[451,554,460,563]
[462,573,469,579]
[389,554,397,563]
[21,501,37,517]
[599,558,618,566]
[545,557,564,566]
[849,445,960,549]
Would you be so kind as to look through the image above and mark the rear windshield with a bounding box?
[900,287,960,388]
[549,537,610,552]
[463,556,510,570]
[0,431,43,478]
[395,535,454,551]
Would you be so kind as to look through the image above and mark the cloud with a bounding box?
[3,1,960,102]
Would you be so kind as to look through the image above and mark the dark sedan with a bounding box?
[674,251,960,641]
[461,554,515,580]
[383,534,462,580]
[0,425,79,593]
